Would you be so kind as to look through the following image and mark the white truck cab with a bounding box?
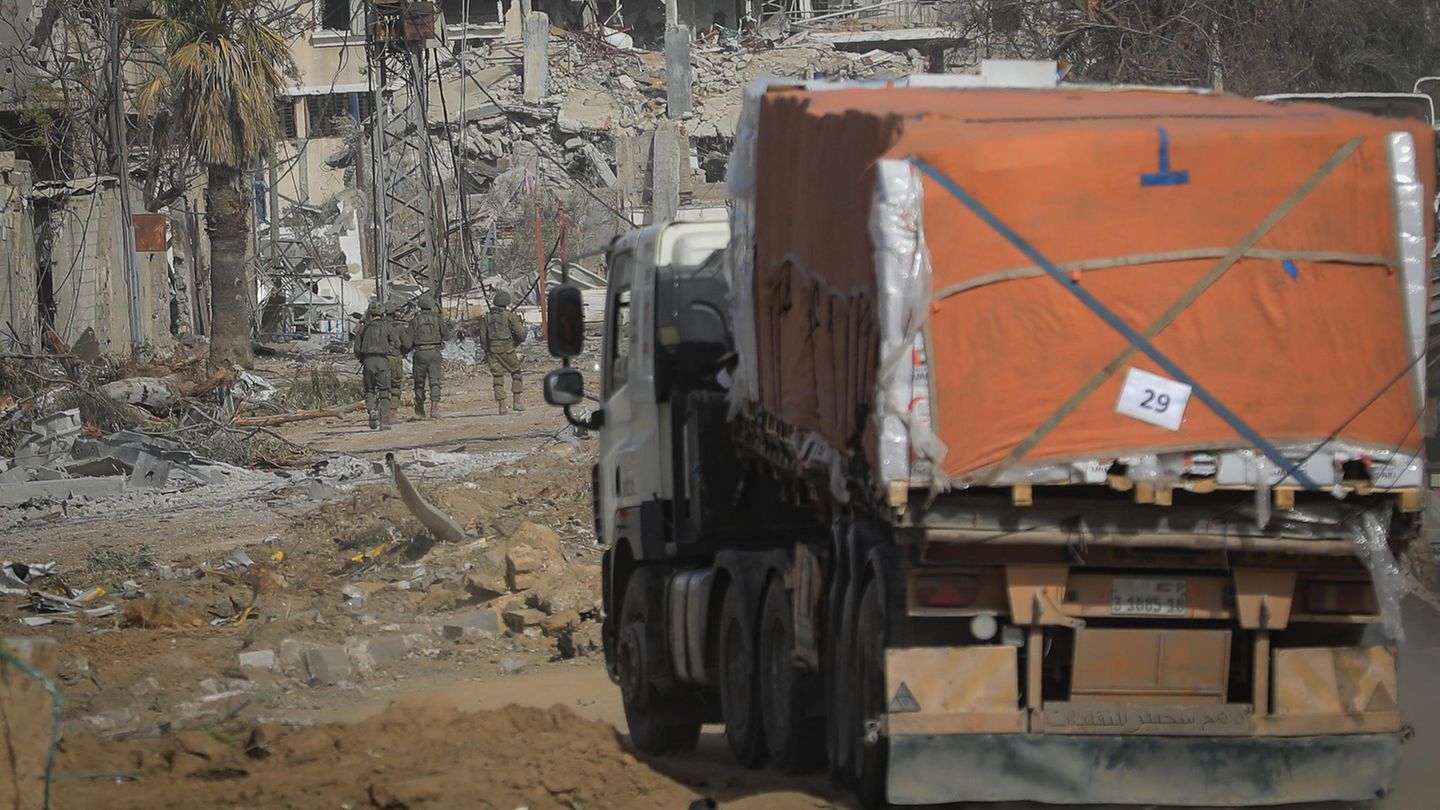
[591,220,730,551]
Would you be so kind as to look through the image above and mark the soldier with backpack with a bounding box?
[353,301,401,430]
[409,293,451,418]
[478,289,527,414]
[387,303,412,409]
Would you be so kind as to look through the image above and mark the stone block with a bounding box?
[502,607,547,633]
[346,635,410,670]
[441,610,502,641]
[505,545,546,592]
[303,645,353,686]
[277,639,321,677]
[238,649,276,670]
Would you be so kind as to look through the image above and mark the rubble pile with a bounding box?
[413,31,922,228]
[2,440,602,738]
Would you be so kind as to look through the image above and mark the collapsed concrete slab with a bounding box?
[0,477,126,507]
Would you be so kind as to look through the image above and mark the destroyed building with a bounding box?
[1,0,961,357]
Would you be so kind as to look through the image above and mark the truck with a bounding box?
[541,67,1433,807]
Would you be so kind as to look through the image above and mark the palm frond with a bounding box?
[126,0,295,170]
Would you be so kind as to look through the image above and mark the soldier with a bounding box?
[478,289,527,413]
[354,301,400,430]
[409,293,451,418]
[388,303,412,411]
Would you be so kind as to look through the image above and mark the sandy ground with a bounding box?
[5,350,1439,809]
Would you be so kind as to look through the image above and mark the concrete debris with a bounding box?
[346,635,410,670]
[277,639,322,678]
[233,369,278,402]
[387,452,467,543]
[238,649,277,670]
[13,408,81,468]
[504,545,547,591]
[302,645,354,686]
[502,607,547,634]
[440,609,502,641]
[99,377,180,414]
[72,707,141,737]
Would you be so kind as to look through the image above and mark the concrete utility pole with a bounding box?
[665,26,692,119]
[268,158,281,268]
[110,3,142,346]
[652,121,681,224]
[523,13,549,103]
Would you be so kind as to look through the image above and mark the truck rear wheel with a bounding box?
[718,584,768,768]
[759,580,824,774]
[617,567,701,756]
[852,578,889,808]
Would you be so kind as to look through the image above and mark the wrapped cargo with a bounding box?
[727,85,1433,504]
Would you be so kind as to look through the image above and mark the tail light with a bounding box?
[914,575,980,607]
[1303,581,1377,615]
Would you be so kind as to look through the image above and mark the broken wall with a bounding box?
[46,181,131,352]
[44,182,174,353]
[1,154,38,351]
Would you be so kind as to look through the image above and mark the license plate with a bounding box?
[1110,578,1188,616]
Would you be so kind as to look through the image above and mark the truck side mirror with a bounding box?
[547,285,584,358]
[543,367,585,407]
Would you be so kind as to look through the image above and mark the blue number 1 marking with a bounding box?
[1140,128,1190,187]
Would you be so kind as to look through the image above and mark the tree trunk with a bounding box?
[205,164,254,368]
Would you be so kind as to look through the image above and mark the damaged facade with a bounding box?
[0,162,178,355]
[0,0,963,357]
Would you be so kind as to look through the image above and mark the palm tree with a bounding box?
[127,1,294,367]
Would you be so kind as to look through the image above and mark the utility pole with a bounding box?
[350,92,377,302]
[366,1,444,303]
[110,2,142,346]
[268,159,281,267]
[535,199,546,338]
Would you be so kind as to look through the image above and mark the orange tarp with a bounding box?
[747,87,1433,485]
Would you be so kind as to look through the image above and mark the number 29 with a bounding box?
[1139,389,1170,413]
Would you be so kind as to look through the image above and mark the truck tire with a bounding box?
[852,578,889,808]
[759,580,823,774]
[825,558,855,786]
[718,583,768,768]
[617,567,701,756]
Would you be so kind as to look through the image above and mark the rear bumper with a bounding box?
[887,732,1402,806]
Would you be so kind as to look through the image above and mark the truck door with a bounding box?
[597,246,656,551]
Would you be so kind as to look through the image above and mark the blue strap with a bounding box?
[910,158,1320,491]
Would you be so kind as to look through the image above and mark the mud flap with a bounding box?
[886,733,1401,806]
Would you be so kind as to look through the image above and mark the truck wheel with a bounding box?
[852,579,889,808]
[718,584,768,768]
[825,564,855,785]
[617,567,701,756]
[759,581,824,774]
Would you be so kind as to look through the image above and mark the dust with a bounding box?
[53,698,704,810]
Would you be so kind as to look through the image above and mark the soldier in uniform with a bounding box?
[409,293,451,418]
[387,303,412,411]
[478,289,527,413]
[353,301,400,430]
